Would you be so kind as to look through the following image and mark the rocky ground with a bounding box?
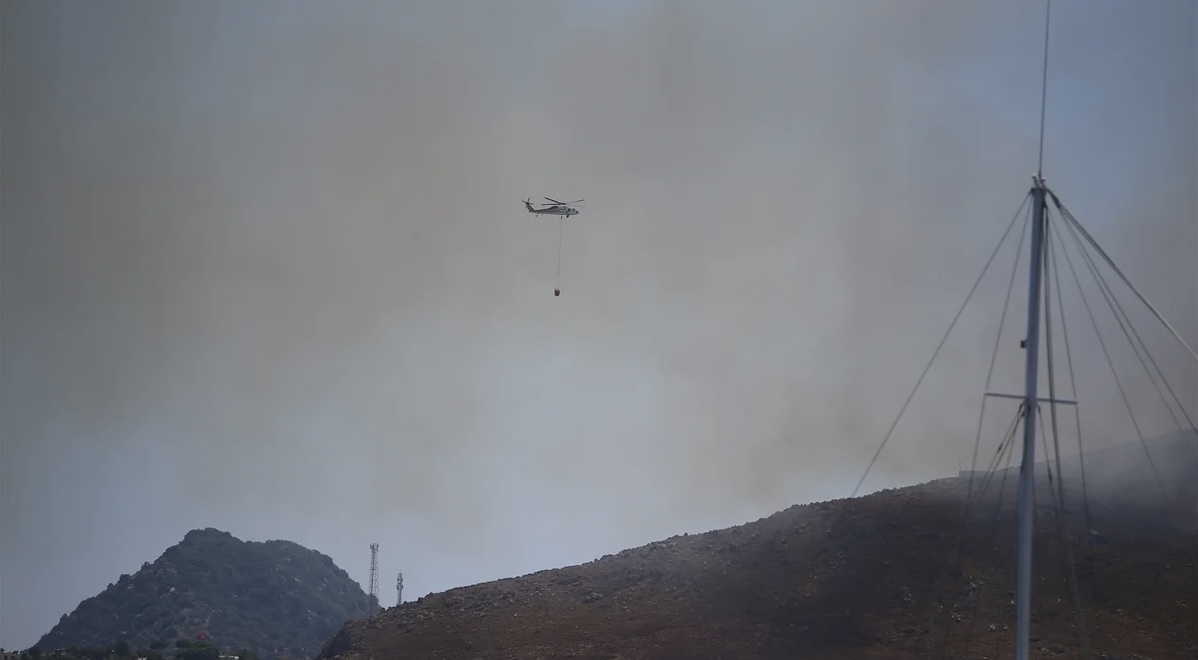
[318,475,1198,659]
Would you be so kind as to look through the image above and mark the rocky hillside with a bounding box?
[37,528,375,659]
[317,467,1197,659]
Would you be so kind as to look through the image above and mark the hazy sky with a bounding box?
[2,0,1195,650]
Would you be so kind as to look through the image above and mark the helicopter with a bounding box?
[523,197,585,297]
[523,197,583,217]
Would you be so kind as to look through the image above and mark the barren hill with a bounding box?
[318,467,1197,660]
[37,528,375,659]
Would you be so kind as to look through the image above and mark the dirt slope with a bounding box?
[318,475,1197,659]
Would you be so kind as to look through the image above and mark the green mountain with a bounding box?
[35,528,376,659]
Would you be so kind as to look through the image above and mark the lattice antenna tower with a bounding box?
[396,572,404,606]
[367,543,380,612]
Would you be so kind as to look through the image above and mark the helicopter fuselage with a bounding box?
[524,200,580,217]
[532,206,578,217]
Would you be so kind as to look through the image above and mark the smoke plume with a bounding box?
[2,0,1194,649]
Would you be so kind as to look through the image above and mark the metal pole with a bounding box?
[1015,177,1048,660]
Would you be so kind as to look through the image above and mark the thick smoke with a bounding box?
[2,0,1194,650]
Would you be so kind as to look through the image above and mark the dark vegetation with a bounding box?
[4,639,263,660]
[33,529,375,660]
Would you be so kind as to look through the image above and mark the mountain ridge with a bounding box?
[316,465,1197,659]
[36,528,375,659]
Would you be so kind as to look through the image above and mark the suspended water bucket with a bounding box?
[554,288,560,297]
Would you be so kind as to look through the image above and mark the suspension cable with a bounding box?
[1037,404,1093,659]
[1042,207,1067,510]
[959,414,1021,660]
[932,405,1024,659]
[1049,191,1198,364]
[968,201,1032,501]
[555,216,564,290]
[1048,214,1099,603]
[850,192,1032,499]
[1054,207,1166,496]
[1057,204,1198,448]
